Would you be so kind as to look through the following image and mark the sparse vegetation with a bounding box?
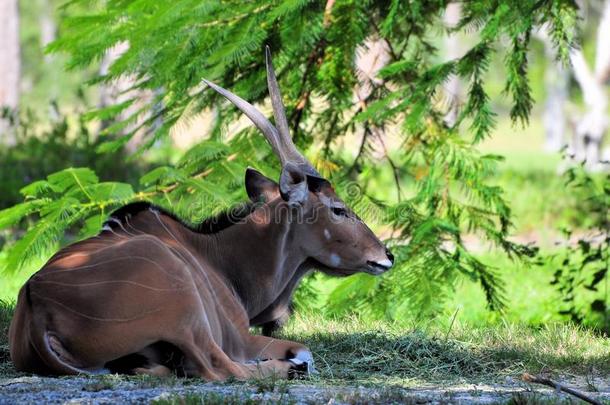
[0,301,13,377]
[251,372,290,395]
[81,376,118,392]
[1,308,608,384]
[1,305,607,402]
[152,392,296,405]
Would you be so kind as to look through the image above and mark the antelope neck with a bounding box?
[191,204,309,319]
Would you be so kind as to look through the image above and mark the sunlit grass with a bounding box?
[278,314,610,385]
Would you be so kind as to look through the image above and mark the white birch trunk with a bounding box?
[443,2,463,127]
[594,0,610,84]
[99,42,131,111]
[0,0,20,142]
[39,0,56,60]
[535,25,569,152]
[568,0,610,170]
[99,42,159,152]
[543,63,569,152]
[354,37,391,104]
[354,36,391,160]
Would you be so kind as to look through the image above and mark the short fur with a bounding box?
[9,50,392,380]
[106,201,256,235]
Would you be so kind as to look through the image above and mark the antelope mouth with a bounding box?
[364,260,392,275]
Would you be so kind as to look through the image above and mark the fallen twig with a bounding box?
[522,373,603,405]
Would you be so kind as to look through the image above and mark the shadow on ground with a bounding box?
[1,304,609,404]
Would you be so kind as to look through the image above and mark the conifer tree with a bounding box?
[0,0,579,317]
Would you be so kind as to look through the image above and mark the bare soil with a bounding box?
[1,374,609,404]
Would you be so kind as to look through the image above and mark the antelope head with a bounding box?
[203,47,393,276]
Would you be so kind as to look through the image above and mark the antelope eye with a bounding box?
[331,206,348,217]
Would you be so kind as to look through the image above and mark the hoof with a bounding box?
[287,350,318,378]
[286,358,305,378]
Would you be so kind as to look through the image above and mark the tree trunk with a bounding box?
[543,62,569,152]
[98,42,131,111]
[569,0,610,170]
[595,0,610,84]
[443,2,463,127]
[40,0,56,60]
[99,42,159,152]
[0,0,20,142]
[535,25,569,152]
[354,36,391,162]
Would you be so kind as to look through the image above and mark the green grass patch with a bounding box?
[442,252,562,326]
[1,305,608,402]
[277,315,610,386]
[303,251,563,327]
[489,157,587,236]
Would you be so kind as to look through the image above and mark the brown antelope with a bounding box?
[9,48,394,380]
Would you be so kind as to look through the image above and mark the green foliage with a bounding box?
[545,167,610,333]
[1,167,134,273]
[0,130,275,274]
[0,106,142,211]
[1,0,580,316]
[0,106,148,274]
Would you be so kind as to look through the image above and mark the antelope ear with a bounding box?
[279,163,308,205]
[306,175,332,193]
[245,168,279,203]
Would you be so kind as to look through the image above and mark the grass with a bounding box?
[302,251,566,328]
[479,117,593,236]
[486,154,593,238]
[3,307,603,404]
[277,315,610,385]
[1,305,608,385]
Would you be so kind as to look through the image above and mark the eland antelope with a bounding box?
[9,48,394,380]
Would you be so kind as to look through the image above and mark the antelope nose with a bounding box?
[385,247,394,264]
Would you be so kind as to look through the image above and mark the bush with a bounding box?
[0,106,145,210]
[543,166,610,333]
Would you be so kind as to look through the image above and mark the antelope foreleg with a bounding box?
[176,338,295,380]
[247,335,316,375]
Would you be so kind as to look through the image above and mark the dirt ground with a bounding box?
[1,374,609,404]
